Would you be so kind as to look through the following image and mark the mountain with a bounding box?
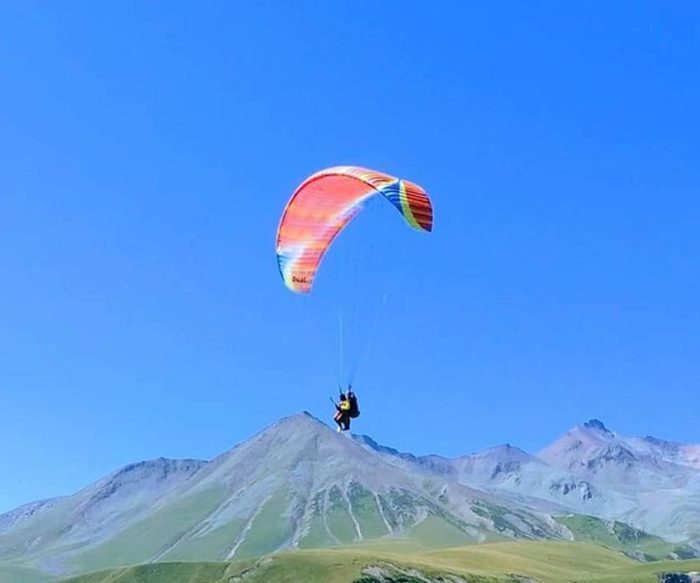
[538,419,694,489]
[537,419,700,540]
[0,414,698,582]
[0,413,564,580]
[355,419,700,543]
[0,458,207,574]
[356,429,622,517]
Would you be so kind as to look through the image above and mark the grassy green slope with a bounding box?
[67,486,228,574]
[233,493,296,559]
[413,541,638,582]
[409,515,474,548]
[59,562,240,583]
[586,558,700,583]
[555,514,697,560]
[59,541,700,583]
[347,483,389,540]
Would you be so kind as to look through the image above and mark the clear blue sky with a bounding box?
[1,2,698,513]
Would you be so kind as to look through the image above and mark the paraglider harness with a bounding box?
[329,387,360,419]
[347,387,360,419]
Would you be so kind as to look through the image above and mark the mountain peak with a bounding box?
[224,411,336,456]
[215,410,360,466]
[271,410,330,432]
[474,443,533,460]
[282,410,325,423]
[582,419,612,434]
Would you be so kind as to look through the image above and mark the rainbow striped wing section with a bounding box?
[276,166,433,293]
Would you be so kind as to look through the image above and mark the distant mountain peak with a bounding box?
[583,419,611,434]
[474,443,535,461]
[492,443,524,453]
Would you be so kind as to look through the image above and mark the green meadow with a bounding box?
[58,540,700,583]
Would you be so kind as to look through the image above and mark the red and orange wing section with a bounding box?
[276,166,433,293]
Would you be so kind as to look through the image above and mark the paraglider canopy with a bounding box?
[276,166,433,294]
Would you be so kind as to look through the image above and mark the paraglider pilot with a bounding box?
[333,385,360,433]
[333,392,351,432]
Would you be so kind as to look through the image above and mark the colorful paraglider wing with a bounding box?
[276,166,433,293]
